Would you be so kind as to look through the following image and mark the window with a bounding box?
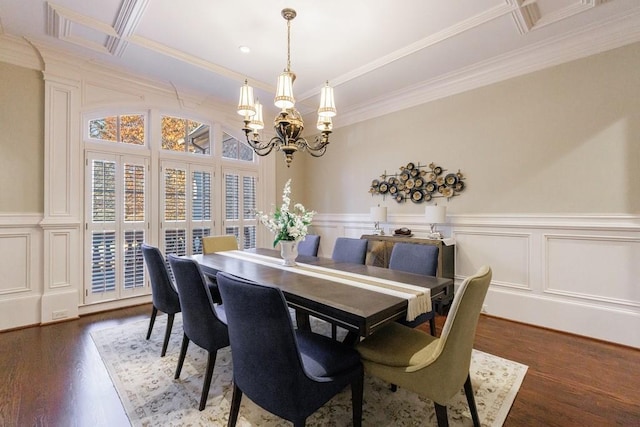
[83,110,261,306]
[223,169,257,249]
[222,132,254,162]
[161,161,214,256]
[85,152,149,303]
[162,116,210,155]
[89,114,145,145]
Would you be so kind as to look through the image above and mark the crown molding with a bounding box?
[298,1,516,102]
[337,7,640,128]
[0,34,43,70]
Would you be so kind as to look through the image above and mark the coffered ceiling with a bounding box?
[1,0,639,126]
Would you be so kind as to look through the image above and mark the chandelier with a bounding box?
[237,8,336,167]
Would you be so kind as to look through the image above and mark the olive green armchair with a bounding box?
[356,266,492,427]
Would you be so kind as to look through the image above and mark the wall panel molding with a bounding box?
[313,212,640,347]
[0,233,31,294]
[453,230,531,290]
[544,233,640,308]
[0,215,44,329]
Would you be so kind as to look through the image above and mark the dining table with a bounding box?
[192,248,453,344]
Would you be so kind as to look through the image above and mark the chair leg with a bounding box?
[161,313,175,357]
[464,374,481,427]
[429,316,437,336]
[352,373,363,427]
[146,306,158,340]
[199,350,217,411]
[175,334,189,379]
[227,382,243,427]
[434,403,449,427]
[331,324,338,340]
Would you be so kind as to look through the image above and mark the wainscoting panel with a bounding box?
[545,234,640,308]
[48,86,74,217]
[313,213,640,348]
[0,215,44,330]
[0,233,29,294]
[50,231,71,288]
[453,231,531,290]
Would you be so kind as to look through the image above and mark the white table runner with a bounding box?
[216,250,431,321]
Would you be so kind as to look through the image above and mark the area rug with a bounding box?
[91,314,527,426]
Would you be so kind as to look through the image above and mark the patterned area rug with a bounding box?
[91,314,527,426]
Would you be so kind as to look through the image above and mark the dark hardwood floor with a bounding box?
[1,304,638,426]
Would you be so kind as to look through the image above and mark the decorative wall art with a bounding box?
[369,162,466,203]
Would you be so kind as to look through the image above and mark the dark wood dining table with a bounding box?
[192,248,453,343]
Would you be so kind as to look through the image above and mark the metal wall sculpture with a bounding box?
[369,162,465,203]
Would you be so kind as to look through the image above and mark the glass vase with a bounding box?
[280,240,298,266]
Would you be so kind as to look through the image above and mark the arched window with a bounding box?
[83,111,258,304]
[161,115,210,155]
[88,114,145,145]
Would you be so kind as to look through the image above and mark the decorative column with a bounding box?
[39,66,82,324]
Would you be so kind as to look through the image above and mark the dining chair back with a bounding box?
[356,266,492,427]
[200,234,238,303]
[167,254,229,411]
[331,237,368,264]
[389,242,439,335]
[141,244,181,357]
[217,271,363,427]
[201,234,238,254]
[297,234,320,256]
[389,242,438,276]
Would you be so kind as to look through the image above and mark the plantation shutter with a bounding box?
[161,161,215,256]
[162,163,188,256]
[242,175,257,249]
[223,169,257,249]
[122,162,146,291]
[85,152,149,303]
[224,173,240,240]
[191,168,213,254]
[90,158,117,295]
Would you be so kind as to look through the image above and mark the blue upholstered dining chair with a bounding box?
[327,237,369,339]
[388,242,439,336]
[167,254,229,411]
[297,234,320,256]
[216,272,364,427]
[141,244,181,357]
[331,237,368,264]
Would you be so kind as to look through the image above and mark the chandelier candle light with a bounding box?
[255,179,316,266]
[237,8,337,167]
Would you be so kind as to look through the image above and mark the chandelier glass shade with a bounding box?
[237,8,336,167]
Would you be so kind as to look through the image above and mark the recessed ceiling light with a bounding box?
[239,46,251,54]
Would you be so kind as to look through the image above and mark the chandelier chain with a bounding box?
[286,18,291,72]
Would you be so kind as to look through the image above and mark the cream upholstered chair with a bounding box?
[201,234,238,254]
[356,266,492,427]
[201,235,239,303]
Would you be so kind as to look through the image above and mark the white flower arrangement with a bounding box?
[256,179,316,247]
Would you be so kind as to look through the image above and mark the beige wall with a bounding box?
[0,62,44,213]
[299,42,640,216]
[275,149,308,209]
